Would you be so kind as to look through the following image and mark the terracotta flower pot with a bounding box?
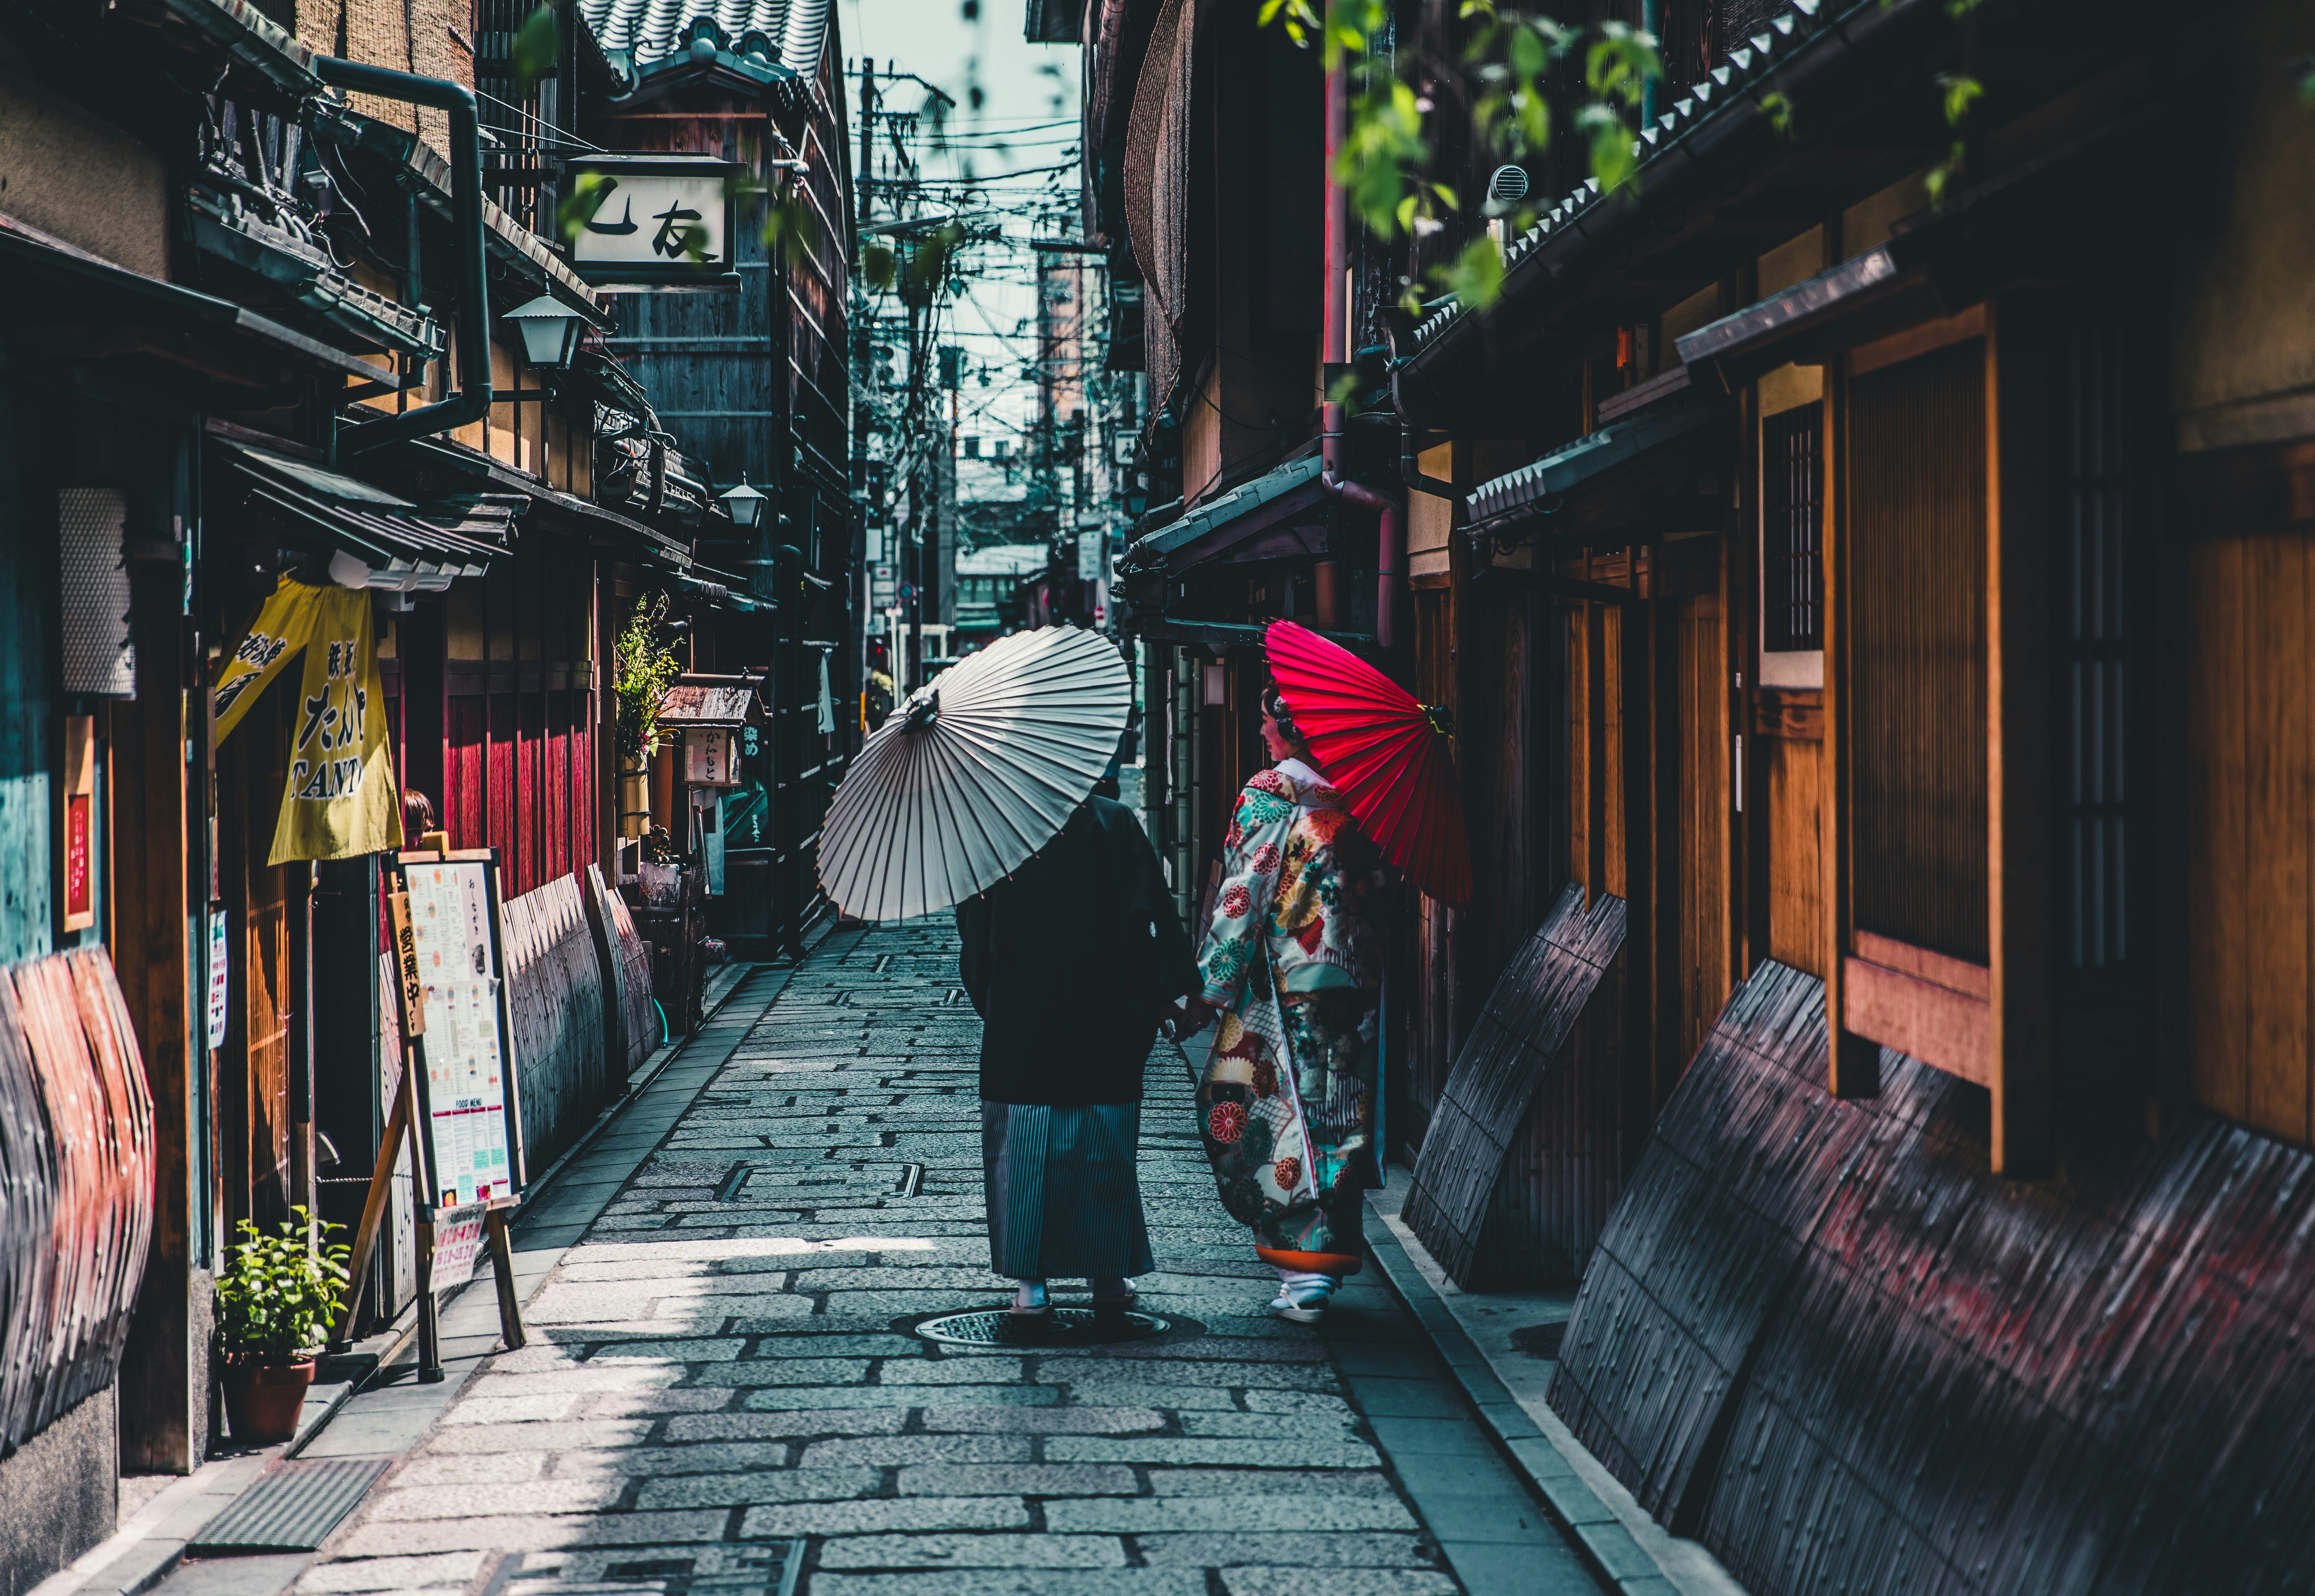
[221,1358,316,1444]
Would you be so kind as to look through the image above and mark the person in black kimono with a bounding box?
[957,790,1197,1316]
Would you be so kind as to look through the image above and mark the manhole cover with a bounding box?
[913,1307,1172,1347]
[488,1544,803,1596]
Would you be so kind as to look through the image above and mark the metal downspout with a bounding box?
[1317,47,1404,648]
[313,57,493,453]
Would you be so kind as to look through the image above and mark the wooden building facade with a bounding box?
[0,2,848,1587]
[1090,0,2315,1582]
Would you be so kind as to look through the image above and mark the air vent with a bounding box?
[1487,165,1529,204]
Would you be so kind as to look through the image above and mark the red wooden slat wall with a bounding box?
[433,536,598,898]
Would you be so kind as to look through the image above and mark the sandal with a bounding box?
[1269,1271,1337,1324]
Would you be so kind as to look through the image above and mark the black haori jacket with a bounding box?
[957,795,1198,1106]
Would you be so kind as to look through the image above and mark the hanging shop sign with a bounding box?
[390,851,526,1210]
[214,577,404,863]
[561,155,741,291]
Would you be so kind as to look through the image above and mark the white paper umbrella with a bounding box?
[816,626,1131,922]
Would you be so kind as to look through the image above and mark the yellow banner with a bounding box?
[265,584,404,864]
[213,578,328,743]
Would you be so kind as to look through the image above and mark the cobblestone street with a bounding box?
[294,923,1600,1596]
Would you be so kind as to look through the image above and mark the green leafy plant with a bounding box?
[1263,0,1663,314]
[217,1208,350,1365]
[512,3,560,94]
[615,592,682,767]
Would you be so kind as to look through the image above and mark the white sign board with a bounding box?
[563,157,740,288]
[1077,529,1104,583]
[430,1203,486,1291]
[401,857,519,1208]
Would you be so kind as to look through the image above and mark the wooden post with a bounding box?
[1986,299,2051,1173]
[486,1208,527,1351]
[1822,350,1880,1097]
[331,1082,406,1344]
[415,1211,442,1382]
[114,550,197,1471]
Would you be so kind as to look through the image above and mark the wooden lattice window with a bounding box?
[1762,403,1823,652]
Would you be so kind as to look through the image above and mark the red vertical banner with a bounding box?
[61,715,95,932]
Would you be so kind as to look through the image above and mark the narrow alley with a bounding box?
[294,924,1597,1596]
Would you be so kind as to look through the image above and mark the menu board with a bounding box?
[397,855,524,1208]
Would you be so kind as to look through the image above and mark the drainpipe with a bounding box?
[1641,0,1662,126]
[1317,46,1404,648]
[314,57,493,453]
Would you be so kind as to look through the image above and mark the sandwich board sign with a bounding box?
[343,847,530,1377]
[392,849,526,1209]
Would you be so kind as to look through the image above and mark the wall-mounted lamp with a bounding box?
[718,476,768,529]
[504,295,587,371]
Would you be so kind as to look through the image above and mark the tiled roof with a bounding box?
[576,0,831,72]
[1408,0,1828,352]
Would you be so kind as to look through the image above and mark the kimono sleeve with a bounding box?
[1196,778,1294,1008]
[1118,812,1198,1012]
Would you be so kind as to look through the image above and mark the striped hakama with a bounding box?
[981,1101,1155,1280]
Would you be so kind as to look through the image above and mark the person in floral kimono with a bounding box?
[1180,686,1383,1322]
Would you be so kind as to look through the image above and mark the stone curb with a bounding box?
[1359,1203,1684,1596]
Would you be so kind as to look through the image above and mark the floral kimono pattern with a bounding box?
[1194,762,1382,1265]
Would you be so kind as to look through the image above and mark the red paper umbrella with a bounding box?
[1263,620,1473,906]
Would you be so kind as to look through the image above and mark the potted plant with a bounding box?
[216,1207,350,1443]
[614,592,681,840]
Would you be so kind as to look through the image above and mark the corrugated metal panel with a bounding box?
[1552,956,2315,1595]
[1402,883,1627,1288]
[189,1458,390,1551]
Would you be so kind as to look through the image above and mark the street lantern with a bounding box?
[718,476,768,529]
[504,295,587,370]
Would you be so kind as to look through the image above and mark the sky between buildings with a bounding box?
[842,0,1083,508]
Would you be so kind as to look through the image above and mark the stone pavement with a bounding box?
[292,922,1603,1596]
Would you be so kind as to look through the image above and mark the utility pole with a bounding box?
[853,59,877,708]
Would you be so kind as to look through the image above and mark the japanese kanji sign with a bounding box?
[561,155,740,289]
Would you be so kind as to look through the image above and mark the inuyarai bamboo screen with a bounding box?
[1846,340,1990,965]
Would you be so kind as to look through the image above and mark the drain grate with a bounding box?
[489,1542,805,1596]
[187,1458,391,1553]
[718,1161,923,1203]
[913,1306,1173,1347]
